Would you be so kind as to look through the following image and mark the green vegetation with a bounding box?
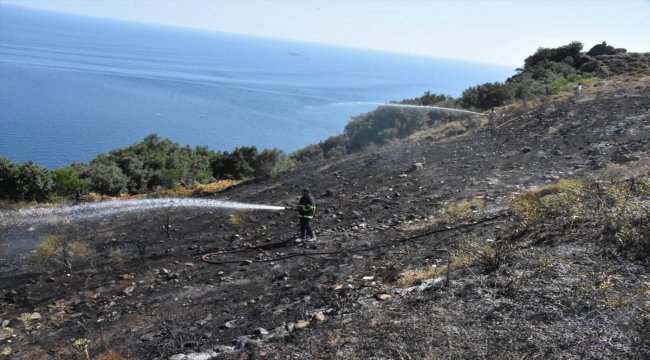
[0,135,292,202]
[0,41,631,202]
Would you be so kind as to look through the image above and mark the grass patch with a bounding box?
[34,235,94,276]
[81,179,242,202]
[434,198,485,225]
[397,264,448,287]
[549,75,599,93]
[510,179,586,227]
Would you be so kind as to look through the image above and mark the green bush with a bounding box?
[83,162,129,196]
[524,41,584,69]
[0,158,53,202]
[460,82,512,110]
[52,166,89,198]
[587,41,623,56]
[345,107,430,151]
[105,134,212,193]
[400,91,453,106]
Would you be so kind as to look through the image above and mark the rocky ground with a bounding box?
[1,76,649,360]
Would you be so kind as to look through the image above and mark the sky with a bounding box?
[2,0,649,66]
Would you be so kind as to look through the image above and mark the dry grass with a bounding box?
[82,180,242,202]
[95,350,135,360]
[397,264,448,287]
[434,197,485,225]
[510,179,586,226]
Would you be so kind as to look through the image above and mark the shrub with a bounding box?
[35,235,94,276]
[0,159,53,202]
[549,75,599,93]
[587,41,624,56]
[292,144,324,163]
[52,166,89,198]
[400,91,453,106]
[106,134,213,193]
[253,149,292,177]
[345,107,430,151]
[524,41,584,69]
[603,178,650,258]
[321,134,349,159]
[83,162,129,196]
[510,179,586,227]
[0,157,19,200]
[460,82,511,110]
[451,238,505,273]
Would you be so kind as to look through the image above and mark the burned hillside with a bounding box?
[1,73,650,359]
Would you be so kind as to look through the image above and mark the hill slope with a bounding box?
[1,76,649,359]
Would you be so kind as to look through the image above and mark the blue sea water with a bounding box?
[0,5,514,169]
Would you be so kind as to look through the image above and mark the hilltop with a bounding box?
[0,46,649,359]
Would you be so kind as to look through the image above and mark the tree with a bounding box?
[460,82,512,110]
[83,162,129,196]
[524,41,583,69]
[345,107,429,151]
[0,157,18,201]
[52,167,89,198]
[14,161,53,201]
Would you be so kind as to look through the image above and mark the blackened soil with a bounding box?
[1,80,649,359]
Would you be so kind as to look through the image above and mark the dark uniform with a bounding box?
[296,189,316,240]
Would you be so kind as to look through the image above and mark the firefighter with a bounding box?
[295,188,316,241]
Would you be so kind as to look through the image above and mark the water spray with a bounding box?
[1,198,285,227]
[331,101,485,115]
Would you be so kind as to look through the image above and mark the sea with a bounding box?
[0,5,514,169]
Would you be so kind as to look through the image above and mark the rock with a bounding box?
[122,283,136,296]
[169,351,218,360]
[213,345,235,354]
[253,327,269,336]
[223,320,236,329]
[409,162,424,172]
[120,274,134,280]
[241,260,254,265]
[2,320,9,328]
[312,312,326,322]
[521,146,532,154]
[233,337,261,350]
[140,333,156,342]
[29,312,42,320]
[294,320,310,330]
[0,329,12,341]
[285,322,295,332]
[375,294,392,301]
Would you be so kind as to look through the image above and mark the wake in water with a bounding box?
[329,101,485,115]
[0,198,285,227]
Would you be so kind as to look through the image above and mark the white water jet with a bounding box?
[1,198,285,227]
[330,101,485,115]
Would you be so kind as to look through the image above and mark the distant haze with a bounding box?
[3,0,649,66]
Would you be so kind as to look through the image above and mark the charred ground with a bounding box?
[1,76,649,359]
